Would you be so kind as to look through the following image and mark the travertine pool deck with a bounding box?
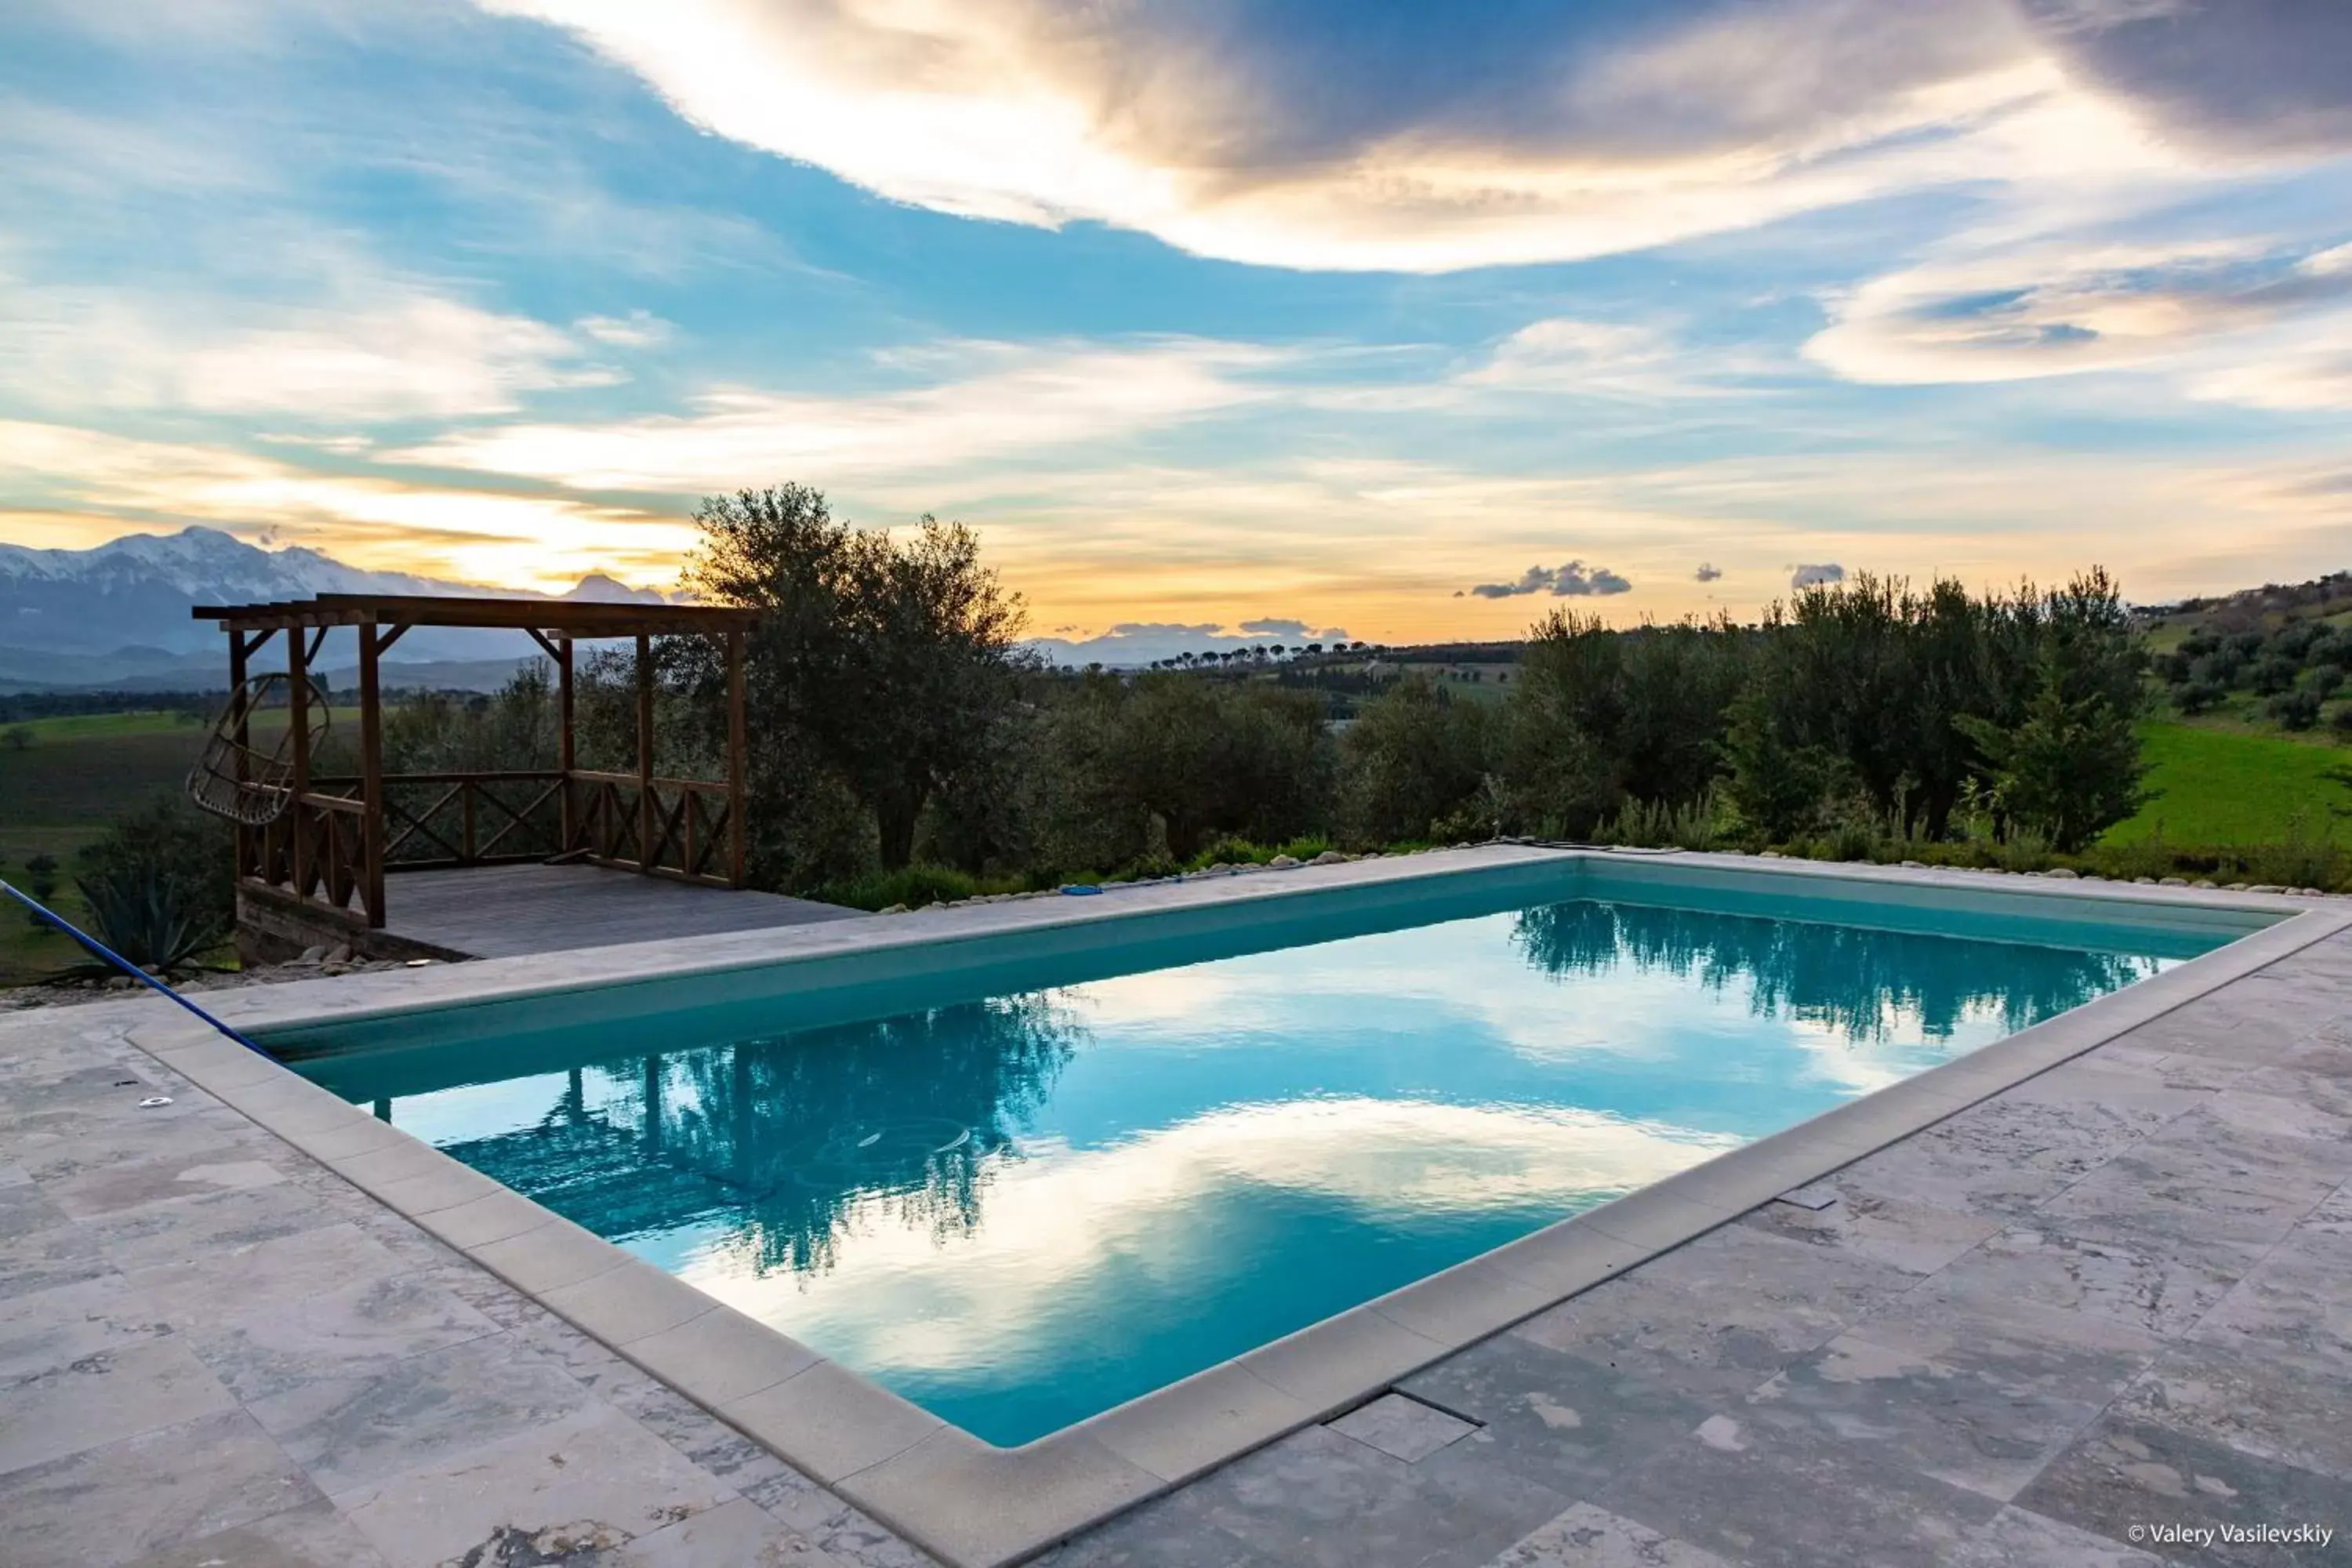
[4,849,2350,1567]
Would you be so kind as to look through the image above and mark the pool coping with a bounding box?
[117,847,2352,1568]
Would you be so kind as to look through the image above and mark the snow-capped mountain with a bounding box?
[0,527,671,688]
[0,526,463,607]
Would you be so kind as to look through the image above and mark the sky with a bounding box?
[2,0,2349,650]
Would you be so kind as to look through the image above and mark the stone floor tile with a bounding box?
[1836,1096,2154,1219]
[1029,1486,1281,1568]
[82,1180,351,1272]
[1583,1405,2003,1568]
[2116,1335,2352,1483]
[117,1501,397,1568]
[0,1065,165,1131]
[334,1403,737,1568]
[2016,1414,2352,1568]
[123,1219,407,1324]
[2201,1087,2352,1146]
[673,1420,804,1492]
[243,1332,592,1496]
[1942,1505,2166,1568]
[42,1146,291,1221]
[0,1273,176,1382]
[797,1502,944,1568]
[1483,1501,1735,1568]
[619,1494,854,1567]
[188,1270,503,1404]
[13,1101,247,1175]
[2031,1166,2321,1274]
[1510,1225,1918,1406]
[1403,1334,1711,1497]
[2216,1063,2352,1142]
[2188,1233,2352,1367]
[1998,1062,2216,1131]
[2118,995,2325,1065]
[2081,1044,2252,1093]
[0,1212,114,1305]
[1839,1281,2163,1408]
[0,1408,320,1568]
[1741,1330,2106,1501]
[1184,1424,1572,1568]
[1915,1223,2245,1340]
[1736,1181,2004,1276]
[1327,1392,1480,1464]
[2130,1109,2352,1198]
[0,1335,238,1475]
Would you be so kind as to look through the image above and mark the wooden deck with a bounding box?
[376,862,858,960]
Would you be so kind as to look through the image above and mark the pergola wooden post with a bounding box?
[635,631,655,879]
[556,637,576,848]
[358,615,386,927]
[728,630,747,887]
[195,594,760,942]
[227,627,254,884]
[286,622,312,898]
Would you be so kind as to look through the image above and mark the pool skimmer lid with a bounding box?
[1774,1182,1840,1210]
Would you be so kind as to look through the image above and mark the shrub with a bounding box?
[1592,790,1730,851]
[812,862,1025,911]
[2239,813,2346,891]
[2267,690,2322,731]
[1958,639,2147,855]
[2173,679,2227,715]
[1335,677,1492,848]
[71,799,233,971]
[18,851,60,929]
[2250,655,2300,696]
[1061,674,1331,862]
[2093,832,2180,882]
[1505,611,1747,837]
[2188,651,2241,688]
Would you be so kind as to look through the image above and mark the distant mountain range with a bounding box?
[0,528,670,692]
[2,525,1363,689]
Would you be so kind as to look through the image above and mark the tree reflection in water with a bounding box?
[1512,899,2157,1042]
[438,898,2157,1284]
[441,992,1078,1276]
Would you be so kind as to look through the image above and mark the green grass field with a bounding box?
[2103,721,2352,846]
[3,709,209,742]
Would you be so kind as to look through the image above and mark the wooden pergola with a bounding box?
[192,593,758,939]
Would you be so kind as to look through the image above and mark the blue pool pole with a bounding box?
[0,879,270,1056]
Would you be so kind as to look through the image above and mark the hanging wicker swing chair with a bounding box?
[185,672,334,827]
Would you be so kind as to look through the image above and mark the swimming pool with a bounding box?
[279,858,2251,1447]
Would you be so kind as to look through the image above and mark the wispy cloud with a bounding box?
[395,338,1290,490]
[0,281,630,422]
[1806,235,2352,404]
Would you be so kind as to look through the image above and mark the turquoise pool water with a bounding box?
[285,869,2240,1446]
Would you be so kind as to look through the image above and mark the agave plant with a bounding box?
[71,798,234,973]
[74,862,232,973]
